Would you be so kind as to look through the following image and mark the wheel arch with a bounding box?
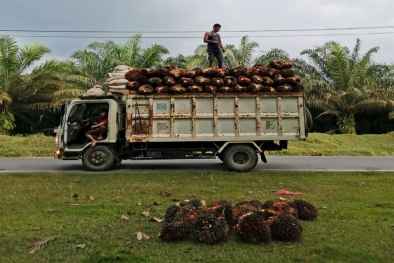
[217,141,263,154]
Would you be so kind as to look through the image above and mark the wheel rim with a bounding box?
[232,151,250,165]
[90,150,107,165]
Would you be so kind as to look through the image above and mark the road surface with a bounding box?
[0,156,393,173]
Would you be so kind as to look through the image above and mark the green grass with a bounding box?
[0,171,393,263]
[1,133,394,157]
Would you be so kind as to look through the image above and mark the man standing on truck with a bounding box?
[85,109,108,147]
[204,23,226,68]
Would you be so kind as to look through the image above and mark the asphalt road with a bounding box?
[0,156,393,173]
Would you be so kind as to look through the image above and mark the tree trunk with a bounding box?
[337,115,356,134]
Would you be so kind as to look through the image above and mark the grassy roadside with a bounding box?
[0,171,393,263]
[1,133,393,157]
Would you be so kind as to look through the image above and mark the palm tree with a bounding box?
[72,34,169,82]
[294,39,394,134]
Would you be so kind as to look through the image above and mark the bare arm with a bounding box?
[218,34,226,52]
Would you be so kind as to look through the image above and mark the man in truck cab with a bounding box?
[85,109,108,146]
[204,23,226,68]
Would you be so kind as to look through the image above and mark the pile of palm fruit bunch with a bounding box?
[107,60,305,95]
[159,198,318,244]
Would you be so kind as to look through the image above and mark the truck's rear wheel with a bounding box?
[82,145,115,171]
[222,144,258,172]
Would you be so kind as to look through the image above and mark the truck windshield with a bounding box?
[68,104,86,121]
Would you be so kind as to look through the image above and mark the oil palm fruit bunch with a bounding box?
[184,70,198,78]
[126,81,140,91]
[248,83,263,93]
[140,68,156,77]
[233,202,257,223]
[261,86,276,92]
[204,85,217,93]
[164,204,183,223]
[251,75,264,84]
[269,214,303,241]
[279,69,295,78]
[148,77,162,87]
[293,84,305,92]
[233,84,247,93]
[237,211,271,243]
[137,84,154,94]
[210,77,224,87]
[285,76,301,86]
[170,84,187,93]
[184,199,203,211]
[154,85,169,94]
[276,84,293,92]
[265,200,298,218]
[273,74,286,86]
[163,76,176,86]
[237,76,251,85]
[282,61,293,69]
[169,69,185,79]
[217,68,229,77]
[201,68,218,77]
[229,67,244,77]
[261,76,274,86]
[135,75,149,85]
[290,199,318,221]
[204,200,234,228]
[160,217,191,241]
[218,86,233,93]
[261,68,278,78]
[164,64,176,71]
[178,77,193,86]
[194,76,211,86]
[223,76,237,86]
[187,85,203,93]
[190,211,229,244]
[154,68,169,78]
[268,60,283,69]
[125,69,140,81]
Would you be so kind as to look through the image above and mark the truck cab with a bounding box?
[54,95,125,168]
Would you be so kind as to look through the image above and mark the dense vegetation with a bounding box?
[1,34,393,135]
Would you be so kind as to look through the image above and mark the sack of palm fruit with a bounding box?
[170,84,187,93]
[137,84,154,94]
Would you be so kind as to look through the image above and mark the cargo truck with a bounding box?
[54,90,312,172]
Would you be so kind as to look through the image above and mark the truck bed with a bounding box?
[125,92,306,143]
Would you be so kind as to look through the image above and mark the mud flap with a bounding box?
[260,152,267,163]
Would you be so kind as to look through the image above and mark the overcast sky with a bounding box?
[1,0,393,65]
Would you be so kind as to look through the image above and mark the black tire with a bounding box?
[306,107,313,131]
[82,145,115,171]
[222,144,258,172]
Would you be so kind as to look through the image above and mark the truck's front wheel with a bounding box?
[222,144,258,172]
[82,145,115,171]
